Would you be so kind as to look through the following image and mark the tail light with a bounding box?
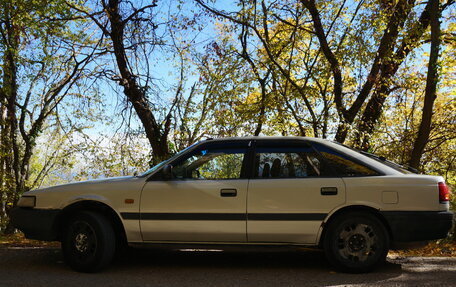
[438,182,451,202]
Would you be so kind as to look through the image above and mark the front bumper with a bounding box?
[9,207,61,241]
[381,211,454,242]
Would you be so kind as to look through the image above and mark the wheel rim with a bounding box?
[337,223,378,263]
[69,221,98,262]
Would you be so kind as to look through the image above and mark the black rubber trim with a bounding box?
[248,213,327,221]
[121,212,328,221]
[143,213,245,220]
[120,212,141,220]
[380,211,453,242]
[121,212,245,220]
[9,207,60,241]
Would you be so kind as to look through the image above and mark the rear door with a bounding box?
[247,140,346,244]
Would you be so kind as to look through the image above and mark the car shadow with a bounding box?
[3,246,455,286]
[108,246,404,286]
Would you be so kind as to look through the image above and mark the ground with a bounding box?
[0,234,455,287]
[1,233,455,257]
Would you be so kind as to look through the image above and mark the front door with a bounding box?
[247,140,346,244]
[140,140,250,242]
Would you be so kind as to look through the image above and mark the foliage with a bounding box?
[72,131,152,180]
[0,232,59,247]
[0,0,100,231]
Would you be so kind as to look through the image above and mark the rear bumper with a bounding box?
[9,207,60,241]
[381,211,453,242]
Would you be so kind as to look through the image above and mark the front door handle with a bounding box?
[321,187,338,195]
[220,189,237,197]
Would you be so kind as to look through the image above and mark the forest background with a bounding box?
[0,0,454,244]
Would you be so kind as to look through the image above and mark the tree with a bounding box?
[409,0,442,169]
[301,0,419,143]
[196,0,454,145]
[68,0,182,164]
[0,0,95,231]
[196,0,342,137]
[353,0,454,151]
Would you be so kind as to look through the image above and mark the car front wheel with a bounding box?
[323,212,390,273]
[62,211,116,272]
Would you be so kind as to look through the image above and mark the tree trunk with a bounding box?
[409,0,441,170]
[353,0,434,150]
[0,103,8,226]
[327,0,415,143]
[254,79,267,136]
[1,6,20,233]
[105,0,170,164]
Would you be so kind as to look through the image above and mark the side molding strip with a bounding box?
[120,212,327,221]
[248,213,327,221]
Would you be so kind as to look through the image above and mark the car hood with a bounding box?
[27,176,138,194]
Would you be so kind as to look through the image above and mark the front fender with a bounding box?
[59,194,113,210]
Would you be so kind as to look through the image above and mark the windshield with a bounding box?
[139,143,198,177]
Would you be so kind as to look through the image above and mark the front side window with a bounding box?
[254,144,327,178]
[140,143,198,177]
[171,143,247,180]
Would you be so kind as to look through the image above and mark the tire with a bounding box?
[62,211,116,272]
[323,212,390,273]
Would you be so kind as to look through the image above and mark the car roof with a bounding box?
[204,136,328,143]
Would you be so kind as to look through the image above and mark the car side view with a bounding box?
[10,137,453,273]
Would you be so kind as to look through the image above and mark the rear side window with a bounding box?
[253,143,330,178]
[312,143,379,177]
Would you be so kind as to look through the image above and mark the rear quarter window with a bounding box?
[312,143,380,177]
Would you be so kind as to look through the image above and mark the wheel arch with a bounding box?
[55,200,127,247]
[318,205,393,247]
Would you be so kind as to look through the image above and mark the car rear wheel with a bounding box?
[62,211,116,272]
[323,212,389,273]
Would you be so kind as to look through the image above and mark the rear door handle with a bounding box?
[321,187,338,195]
[220,189,237,197]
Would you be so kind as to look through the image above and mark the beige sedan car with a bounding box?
[11,137,453,273]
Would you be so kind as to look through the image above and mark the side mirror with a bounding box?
[162,164,173,180]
